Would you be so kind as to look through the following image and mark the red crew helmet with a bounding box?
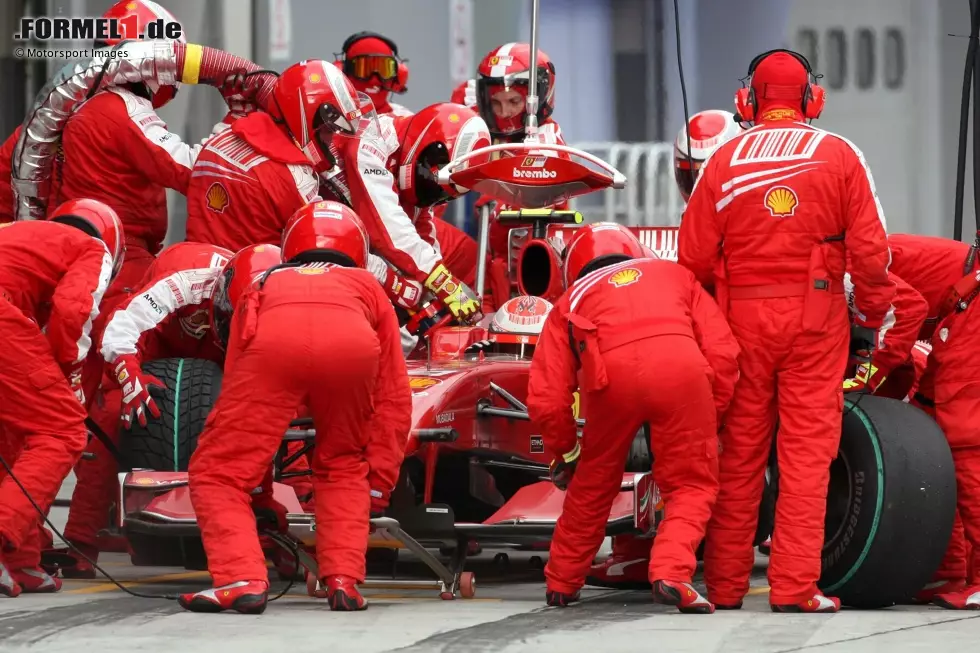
[48,198,126,280]
[281,200,370,268]
[562,222,646,289]
[100,0,186,109]
[272,60,375,174]
[210,244,283,349]
[395,103,491,208]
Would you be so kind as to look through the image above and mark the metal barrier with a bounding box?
[567,142,685,227]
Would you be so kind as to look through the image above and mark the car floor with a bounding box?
[1,481,976,653]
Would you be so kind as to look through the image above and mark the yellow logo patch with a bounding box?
[608,268,642,288]
[764,186,798,217]
[309,73,321,83]
[205,182,229,214]
[409,377,439,392]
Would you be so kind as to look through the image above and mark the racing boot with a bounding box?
[10,567,62,593]
[914,579,966,604]
[932,584,980,610]
[545,588,581,607]
[177,580,269,614]
[324,575,368,611]
[652,580,715,614]
[770,591,841,613]
[0,556,21,598]
[586,535,652,589]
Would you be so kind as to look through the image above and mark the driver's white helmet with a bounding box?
[674,109,744,202]
[490,295,554,341]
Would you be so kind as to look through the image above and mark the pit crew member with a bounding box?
[678,49,896,613]
[0,199,123,597]
[588,109,746,589]
[179,204,410,614]
[884,233,980,609]
[527,223,740,613]
[52,241,232,577]
[333,31,412,117]
[0,126,21,223]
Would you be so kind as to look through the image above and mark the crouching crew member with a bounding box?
[0,200,123,597]
[179,201,411,614]
[527,223,740,614]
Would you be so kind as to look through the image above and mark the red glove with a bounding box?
[380,266,424,311]
[112,355,164,429]
[63,364,85,407]
[369,488,390,517]
[252,492,289,534]
[217,71,277,116]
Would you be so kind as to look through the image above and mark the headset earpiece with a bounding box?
[804,83,826,119]
[734,87,755,122]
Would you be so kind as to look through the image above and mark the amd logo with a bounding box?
[512,168,557,179]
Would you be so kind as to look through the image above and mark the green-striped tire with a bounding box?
[817,395,956,608]
[121,358,223,472]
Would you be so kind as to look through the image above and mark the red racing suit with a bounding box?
[184,112,320,251]
[188,265,411,586]
[0,127,20,224]
[325,115,445,285]
[62,242,232,550]
[679,118,896,606]
[888,233,980,588]
[527,258,740,593]
[0,221,112,569]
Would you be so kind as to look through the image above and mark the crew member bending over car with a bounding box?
[180,201,410,614]
[528,223,740,614]
[590,109,745,588]
[884,233,980,610]
[679,49,896,613]
[52,241,233,577]
[0,200,123,597]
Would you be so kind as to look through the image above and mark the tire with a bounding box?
[817,395,956,608]
[121,358,223,472]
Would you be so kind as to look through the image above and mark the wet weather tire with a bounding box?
[121,358,222,472]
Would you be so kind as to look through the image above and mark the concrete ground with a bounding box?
[1,480,977,653]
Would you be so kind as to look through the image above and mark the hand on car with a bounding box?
[369,488,389,518]
[549,442,581,491]
[112,354,164,429]
[843,362,886,394]
[425,264,481,321]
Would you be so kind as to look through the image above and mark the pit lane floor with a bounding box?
[3,493,978,652]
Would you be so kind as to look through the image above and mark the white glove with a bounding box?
[464,79,477,109]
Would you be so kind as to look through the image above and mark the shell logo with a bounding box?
[126,2,138,9]
[448,113,460,123]
[409,377,439,392]
[764,186,798,217]
[490,56,499,65]
[205,182,230,214]
[309,73,321,83]
[608,268,642,288]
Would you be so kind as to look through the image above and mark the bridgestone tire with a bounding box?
[121,358,223,472]
[818,395,956,608]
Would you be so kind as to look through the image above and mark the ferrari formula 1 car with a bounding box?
[108,141,954,608]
